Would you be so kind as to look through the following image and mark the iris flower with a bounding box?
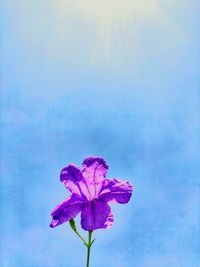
[50,157,133,230]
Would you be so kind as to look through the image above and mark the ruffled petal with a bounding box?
[82,157,108,199]
[60,164,89,200]
[81,199,114,230]
[50,194,83,228]
[99,178,133,204]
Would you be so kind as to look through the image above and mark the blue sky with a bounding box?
[1,1,200,267]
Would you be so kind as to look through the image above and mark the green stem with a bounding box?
[86,231,92,267]
[69,220,95,267]
[69,219,88,246]
[74,229,88,246]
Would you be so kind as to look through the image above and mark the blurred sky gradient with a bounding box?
[1,1,200,267]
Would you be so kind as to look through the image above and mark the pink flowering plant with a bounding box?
[50,157,133,267]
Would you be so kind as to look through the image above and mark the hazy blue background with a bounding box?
[1,1,200,267]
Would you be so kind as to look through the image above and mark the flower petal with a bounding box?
[81,199,114,230]
[82,157,108,199]
[60,164,89,200]
[50,194,83,228]
[99,178,133,204]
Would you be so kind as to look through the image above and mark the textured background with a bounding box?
[1,1,200,267]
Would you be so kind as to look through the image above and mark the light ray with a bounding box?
[4,0,194,69]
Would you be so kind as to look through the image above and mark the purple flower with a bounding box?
[50,157,133,231]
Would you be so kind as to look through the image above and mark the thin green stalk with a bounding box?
[69,219,88,246]
[74,229,88,246]
[86,231,93,267]
[69,220,95,267]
